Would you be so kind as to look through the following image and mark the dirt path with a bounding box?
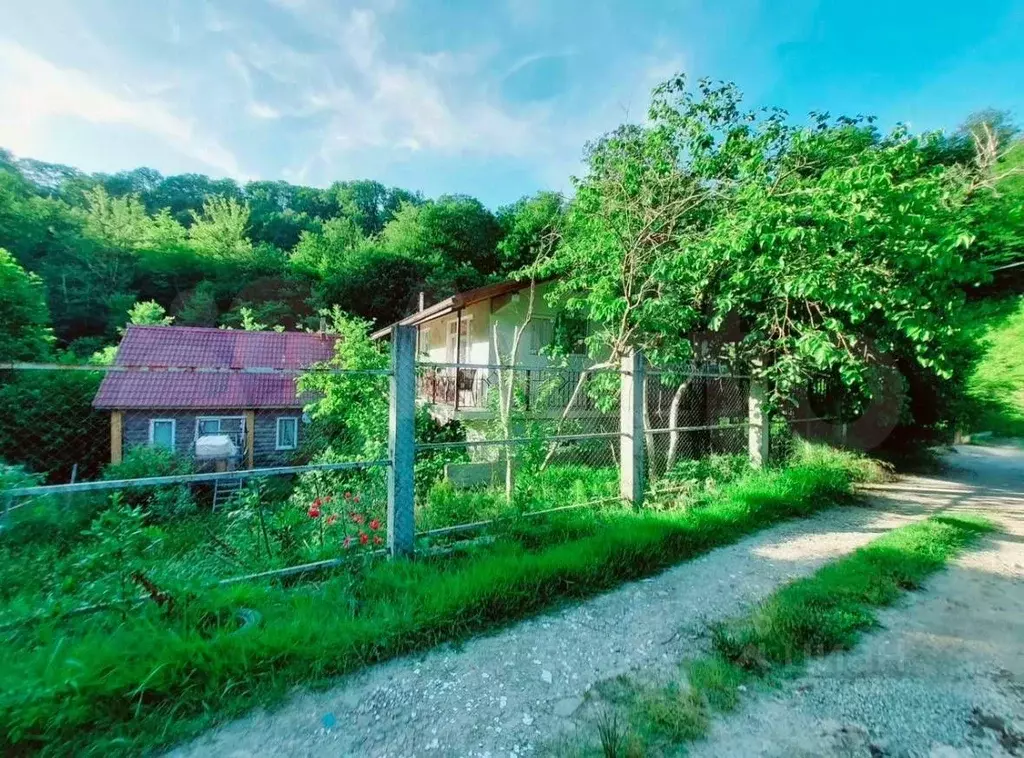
[687,444,1024,758]
[168,454,1006,758]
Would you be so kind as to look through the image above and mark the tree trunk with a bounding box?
[664,379,691,472]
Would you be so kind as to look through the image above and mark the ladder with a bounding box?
[212,477,244,511]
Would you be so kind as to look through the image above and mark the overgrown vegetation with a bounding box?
[570,514,992,756]
[960,295,1024,437]
[0,444,880,755]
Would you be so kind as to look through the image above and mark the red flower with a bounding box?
[307,505,322,519]
[352,513,366,525]
[344,491,352,501]
[373,535,383,546]
[323,495,333,504]
[369,518,381,531]
[312,497,322,508]
[353,495,361,504]
[342,536,352,549]
[359,532,369,545]
[326,514,338,526]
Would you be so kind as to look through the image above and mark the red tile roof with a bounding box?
[93,326,339,410]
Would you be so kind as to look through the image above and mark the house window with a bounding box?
[530,318,554,355]
[276,417,298,450]
[553,313,588,355]
[149,419,176,450]
[446,316,471,363]
[197,418,221,436]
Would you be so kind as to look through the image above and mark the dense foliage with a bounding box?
[540,76,1022,440]
[0,149,560,355]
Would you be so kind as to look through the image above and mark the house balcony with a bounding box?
[416,365,606,422]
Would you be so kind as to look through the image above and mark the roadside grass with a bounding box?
[961,295,1024,438]
[579,514,993,756]
[0,444,881,756]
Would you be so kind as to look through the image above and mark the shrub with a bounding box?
[103,446,196,519]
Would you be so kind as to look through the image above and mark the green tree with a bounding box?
[188,196,253,260]
[546,75,986,411]
[126,300,174,327]
[0,247,53,360]
[290,216,364,277]
[496,191,565,273]
[381,195,502,297]
[176,281,219,326]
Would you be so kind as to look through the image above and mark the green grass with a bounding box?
[0,445,879,756]
[962,295,1024,438]
[595,514,993,755]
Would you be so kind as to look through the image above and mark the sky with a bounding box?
[0,0,1022,208]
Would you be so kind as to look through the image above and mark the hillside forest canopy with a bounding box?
[0,75,1021,460]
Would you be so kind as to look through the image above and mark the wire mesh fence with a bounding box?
[643,368,751,495]
[0,362,393,631]
[412,361,622,540]
[0,352,851,633]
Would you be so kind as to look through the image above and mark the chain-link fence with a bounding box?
[412,361,622,542]
[0,362,391,630]
[643,368,751,497]
[0,347,850,631]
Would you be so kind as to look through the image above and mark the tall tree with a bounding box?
[0,247,53,360]
[545,76,987,410]
[496,191,565,273]
[381,194,503,298]
[188,196,253,260]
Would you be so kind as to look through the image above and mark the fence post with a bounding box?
[748,380,770,468]
[620,349,646,506]
[388,325,416,559]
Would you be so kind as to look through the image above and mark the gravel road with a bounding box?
[688,444,1024,758]
[166,449,1011,758]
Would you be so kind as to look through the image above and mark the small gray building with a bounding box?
[92,325,338,469]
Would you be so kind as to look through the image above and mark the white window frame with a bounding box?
[194,416,244,439]
[148,418,176,450]
[195,417,222,437]
[276,416,299,450]
[445,314,473,363]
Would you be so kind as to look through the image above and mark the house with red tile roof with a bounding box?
[93,325,339,469]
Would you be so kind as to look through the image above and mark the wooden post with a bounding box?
[748,381,770,468]
[110,411,124,465]
[388,325,416,558]
[244,410,255,469]
[620,350,646,506]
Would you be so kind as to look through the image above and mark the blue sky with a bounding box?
[1,0,1021,207]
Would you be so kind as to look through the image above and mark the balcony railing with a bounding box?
[417,366,602,413]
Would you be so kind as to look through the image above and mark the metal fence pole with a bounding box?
[748,380,770,468]
[388,325,416,559]
[620,349,646,506]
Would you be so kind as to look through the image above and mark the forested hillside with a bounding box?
[0,84,1020,453]
[0,148,562,357]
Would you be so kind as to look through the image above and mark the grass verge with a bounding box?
[961,295,1024,438]
[588,514,993,756]
[1,445,879,756]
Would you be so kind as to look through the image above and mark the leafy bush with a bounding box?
[420,481,509,531]
[517,463,618,508]
[665,454,750,492]
[103,446,196,519]
[0,369,107,482]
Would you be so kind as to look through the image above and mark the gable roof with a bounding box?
[92,326,338,410]
[370,278,547,340]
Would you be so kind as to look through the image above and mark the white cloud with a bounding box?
[0,41,248,179]
[247,101,282,119]
[283,7,546,163]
